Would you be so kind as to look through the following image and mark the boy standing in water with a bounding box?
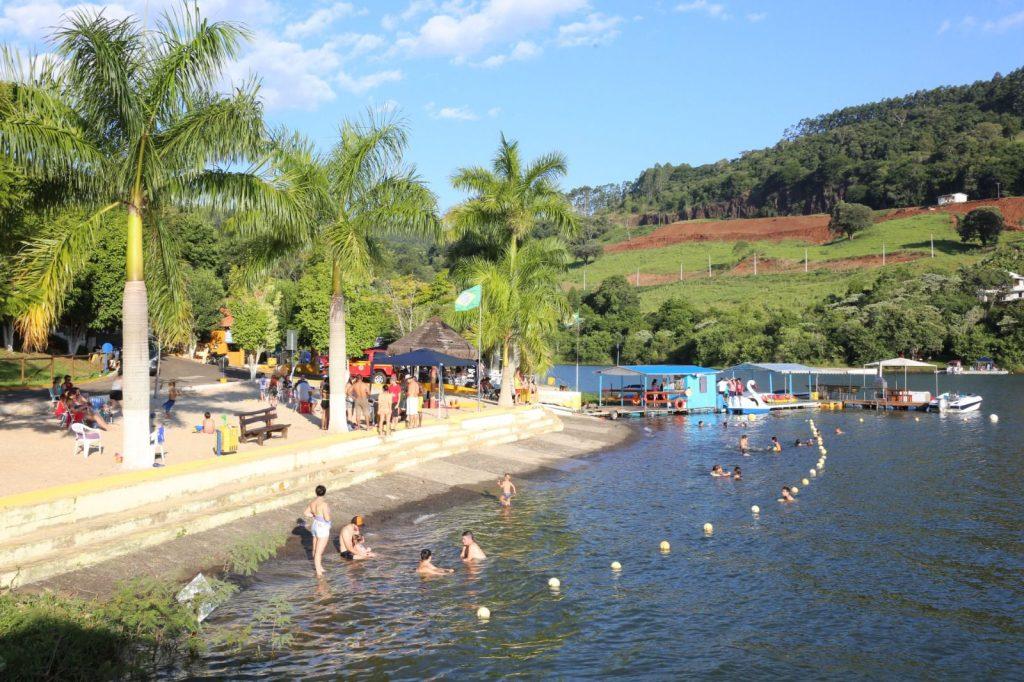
[739,434,749,454]
[497,473,517,507]
[303,485,331,577]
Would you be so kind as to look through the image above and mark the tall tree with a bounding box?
[449,135,577,405]
[0,7,298,467]
[241,117,440,432]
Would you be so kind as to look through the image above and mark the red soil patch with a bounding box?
[878,196,1024,228]
[607,197,1024,256]
[606,215,833,253]
[632,252,925,286]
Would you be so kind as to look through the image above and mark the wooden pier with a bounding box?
[842,398,928,411]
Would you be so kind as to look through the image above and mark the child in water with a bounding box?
[416,549,454,576]
[732,466,742,480]
[739,434,749,454]
[711,464,730,477]
[497,473,517,507]
[779,486,795,503]
[771,436,782,452]
[353,534,374,558]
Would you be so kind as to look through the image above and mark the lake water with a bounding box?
[184,375,1024,679]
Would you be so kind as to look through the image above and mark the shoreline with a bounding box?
[34,413,636,599]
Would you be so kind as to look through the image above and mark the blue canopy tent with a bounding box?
[382,349,476,417]
[596,365,718,413]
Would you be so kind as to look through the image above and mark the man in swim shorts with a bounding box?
[460,531,487,561]
[340,515,366,560]
[352,378,371,430]
[405,375,421,428]
[303,485,331,577]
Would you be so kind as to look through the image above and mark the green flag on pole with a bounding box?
[454,284,482,312]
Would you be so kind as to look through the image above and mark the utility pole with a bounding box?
[996,181,1001,199]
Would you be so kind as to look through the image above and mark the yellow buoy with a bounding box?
[548,577,561,589]
[802,478,810,485]
[610,561,622,571]
[477,606,491,620]
[703,522,714,535]
[659,540,671,552]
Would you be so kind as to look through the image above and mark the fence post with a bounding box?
[50,356,54,383]
[20,357,25,383]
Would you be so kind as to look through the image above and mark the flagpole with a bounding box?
[575,310,580,393]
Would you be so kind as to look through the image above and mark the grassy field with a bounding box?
[568,213,1024,313]
[0,350,102,388]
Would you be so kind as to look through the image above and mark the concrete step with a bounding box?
[0,407,563,588]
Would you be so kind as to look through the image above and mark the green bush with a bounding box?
[225,530,289,576]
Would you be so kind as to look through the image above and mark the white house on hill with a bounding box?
[979,271,1024,303]
[937,192,968,205]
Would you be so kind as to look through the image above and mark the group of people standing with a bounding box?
[340,373,422,435]
[302,483,496,578]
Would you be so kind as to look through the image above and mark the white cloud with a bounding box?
[396,0,588,60]
[331,32,388,59]
[0,2,134,38]
[284,2,359,40]
[746,12,767,23]
[336,68,403,94]
[936,18,951,35]
[475,40,542,68]
[487,106,501,117]
[557,12,623,47]
[425,101,478,120]
[983,10,1024,32]
[675,1,728,19]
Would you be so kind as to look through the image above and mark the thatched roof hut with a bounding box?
[386,316,477,360]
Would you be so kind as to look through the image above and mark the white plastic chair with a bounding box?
[71,422,103,459]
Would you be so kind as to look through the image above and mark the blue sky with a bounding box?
[2,0,1023,207]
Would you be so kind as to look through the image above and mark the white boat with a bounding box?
[928,392,983,413]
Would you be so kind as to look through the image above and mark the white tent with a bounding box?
[864,358,938,390]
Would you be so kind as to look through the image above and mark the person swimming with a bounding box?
[779,486,795,503]
[835,427,844,435]
[771,436,782,452]
[711,464,730,477]
[739,434,749,454]
[697,420,705,427]
[732,466,742,480]
[416,549,454,575]
[460,531,487,561]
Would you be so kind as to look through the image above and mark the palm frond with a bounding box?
[12,203,118,349]
[145,213,192,345]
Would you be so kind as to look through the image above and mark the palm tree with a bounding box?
[241,114,440,432]
[461,239,570,404]
[449,135,577,405]
[0,7,301,468]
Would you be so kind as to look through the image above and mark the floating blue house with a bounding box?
[596,365,719,414]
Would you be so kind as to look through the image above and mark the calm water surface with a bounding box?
[186,376,1024,679]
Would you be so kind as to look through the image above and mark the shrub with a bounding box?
[828,201,873,238]
[956,206,1004,246]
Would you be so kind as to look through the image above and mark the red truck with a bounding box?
[348,348,397,384]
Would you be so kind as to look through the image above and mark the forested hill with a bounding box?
[570,67,1024,224]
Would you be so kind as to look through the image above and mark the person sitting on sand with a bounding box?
[711,464,730,477]
[739,434,749,454]
[779,486,795,503]
[417,549,453,575]
[771,436,782,452]
[733,466,742,480]
[497,473,517,508]
[340,516,368,561]
[460,531,487,561]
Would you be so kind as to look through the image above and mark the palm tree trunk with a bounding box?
[329,261,349,432]
[498,339,515,407]
[122,203,151,469]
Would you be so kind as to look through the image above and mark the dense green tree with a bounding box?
[231,288,280,379]
[828,201,873,239]
[956,206,1004,246]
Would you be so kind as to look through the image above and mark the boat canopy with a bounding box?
[864,358,936,369]
[723,362,817,375]
[596,364,716,377]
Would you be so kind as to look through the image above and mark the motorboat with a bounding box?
[928,392,983,413]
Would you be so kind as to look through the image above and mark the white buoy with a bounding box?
[610,561,622,571]
[751,505,760,514]
[477,606,491,620]
[990,414,999,423]
[548,577,561,589]
[821,448,827,455]
[703,522,714,535]
[810,469,816,477]
[791,486,799,494]
[816,462,823,470]
[802,478,810,485]
[659,540,671,552]
[859,417,864,422]
[914,416,920,422]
